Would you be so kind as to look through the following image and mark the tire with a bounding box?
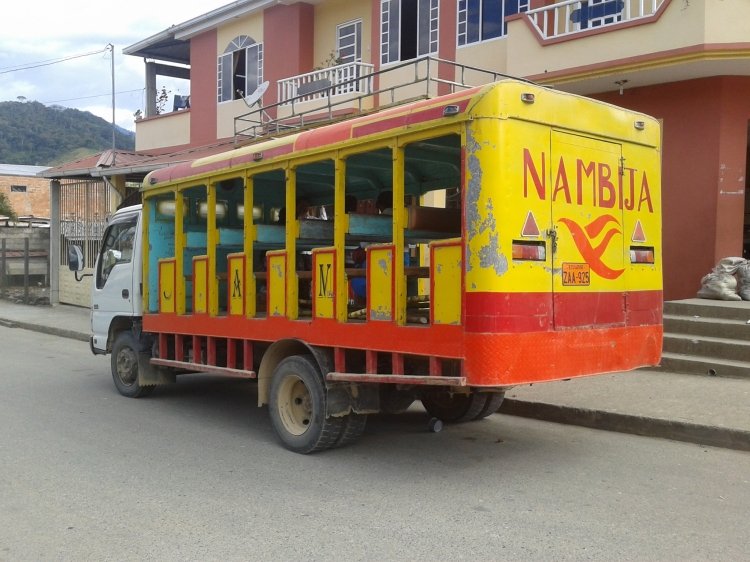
[269,355,343,454]
[472,392,505,420]
[420,391,487,423]
[334,414,368,448]
[111,331,154,398]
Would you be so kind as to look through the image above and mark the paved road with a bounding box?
[1,326,748,561]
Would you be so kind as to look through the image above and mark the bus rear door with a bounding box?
[549,130,626,329]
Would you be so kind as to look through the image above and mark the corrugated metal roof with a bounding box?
[0,164,51,177]
[39,141,237,182]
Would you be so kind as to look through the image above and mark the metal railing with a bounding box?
[235,56,526,142]
[277,61,375,104]
[526,0,664,40]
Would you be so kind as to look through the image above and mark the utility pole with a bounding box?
[108,43,116,165]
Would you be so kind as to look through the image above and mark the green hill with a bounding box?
[0,101,135,166]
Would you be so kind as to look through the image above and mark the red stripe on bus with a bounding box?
[464,323,662,386]
[142,314,465,358]
[464,290,662,333]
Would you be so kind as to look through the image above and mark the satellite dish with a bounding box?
[242,80,269,108]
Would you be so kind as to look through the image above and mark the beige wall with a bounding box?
[135,111,191,151]
[505,0,750,79]
[59,265,92,307]
[455,38,511,79]
[217,14,263,50]
[215,14,265,140]
[314,0,372,65]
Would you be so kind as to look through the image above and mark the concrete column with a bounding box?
[49,179,60,305]
[145,61,157,117]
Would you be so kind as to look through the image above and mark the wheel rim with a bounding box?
[116,346,138,386]
[276,374,313,436]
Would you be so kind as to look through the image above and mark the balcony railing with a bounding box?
[236,56,516,142]
[526,0,665,40]
[277,61,375,105]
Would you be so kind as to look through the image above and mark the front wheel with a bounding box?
[111,331,154,398]
[269,355,344,454]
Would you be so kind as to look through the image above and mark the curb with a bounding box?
[498,399,750,452]
[0,319,89,343]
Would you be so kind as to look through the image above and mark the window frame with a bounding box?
[217,36,264,104]
[457,0,530,47]
[337,19,363,65]
[380,0,439,65]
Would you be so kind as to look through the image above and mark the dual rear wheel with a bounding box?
[421,390,504,423]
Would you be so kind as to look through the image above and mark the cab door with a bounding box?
[550,131,626,329]
[91,210,139,350]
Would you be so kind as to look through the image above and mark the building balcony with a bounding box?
[526,0,664,41]
[134,108,191,152]
[275,62,375,119]
[507,0,750,95]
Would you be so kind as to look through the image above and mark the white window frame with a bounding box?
[381,0,439,65]
[337,19,362,64]
[457,0,530,47]
[217,36,264,104]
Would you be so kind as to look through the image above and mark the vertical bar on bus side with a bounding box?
[141,197,151,312]
[285,167,299,319]
[392,143,406,325]
[207,180,218,316]
[333,154,349,322]
[175,189,186,315]
[244,174,256,317]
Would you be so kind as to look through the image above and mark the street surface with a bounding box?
[1,326,748,561]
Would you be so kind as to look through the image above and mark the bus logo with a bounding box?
[557,215,624,280]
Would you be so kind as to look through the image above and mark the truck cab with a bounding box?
[89,205,143,354]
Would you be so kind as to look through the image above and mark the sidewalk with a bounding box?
[0,299,748,452]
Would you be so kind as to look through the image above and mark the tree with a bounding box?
[0,192,16,220]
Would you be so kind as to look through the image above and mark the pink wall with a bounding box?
[190,30,218,146]
[594,76,750,300]
[264,3,315,116]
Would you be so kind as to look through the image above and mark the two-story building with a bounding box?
[47,0,750,303]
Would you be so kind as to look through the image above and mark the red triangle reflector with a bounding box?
[632,220,646,243]
[521,211,541,237]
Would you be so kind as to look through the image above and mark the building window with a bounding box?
[217,36,264,103]
[337,19,362,64]
[457,0,529,46]
[10,185,27,193]
[381,0,439,65]
[584,0,624,29]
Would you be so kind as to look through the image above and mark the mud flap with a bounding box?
[326,381,379,417]
[137,352,176,386]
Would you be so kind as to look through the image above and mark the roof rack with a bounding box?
[233,56,524,145]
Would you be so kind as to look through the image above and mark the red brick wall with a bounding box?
[0,175,50,218]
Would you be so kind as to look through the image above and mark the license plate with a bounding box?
[562,263,590,286]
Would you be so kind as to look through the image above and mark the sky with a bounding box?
[0,0,232,133]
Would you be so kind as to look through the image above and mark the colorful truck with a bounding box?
[69,80,662,453]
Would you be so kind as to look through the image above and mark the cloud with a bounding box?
[1,0,229,132]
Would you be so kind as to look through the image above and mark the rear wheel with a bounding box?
[472,392,505,420]
[334,414,368,447]
[421,391,494,423]
[111,331,154,398]
[269,355,344,454]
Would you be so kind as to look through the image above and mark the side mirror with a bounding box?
[68,245,84,272]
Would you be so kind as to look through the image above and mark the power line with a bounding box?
[41,88,143,105]
[0,47,110,75]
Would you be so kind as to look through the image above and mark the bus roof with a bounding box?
[143,82,494,189]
